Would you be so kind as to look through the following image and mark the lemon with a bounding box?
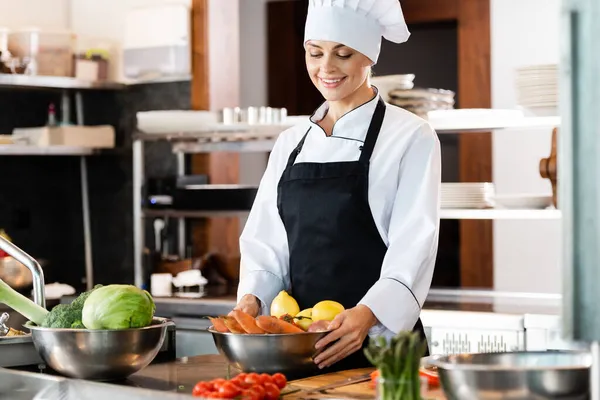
[312,300,345,322]
[293,308,313,331]
[270,290,300,318]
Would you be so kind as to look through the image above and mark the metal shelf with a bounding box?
[143,209,250,218]
[440,208,561,220]
[0,74,125,90]
[0,145,96,156]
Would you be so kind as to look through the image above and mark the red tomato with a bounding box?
[244,373,261,386]
[249,384,265,399]
[203,391,221,398]
[263,382,280,400]
[211,378,227,390]
[419,367,440,387]
[193,382,212,396]
[271,373,287,389]
[259,373,273,386]
[241,392,261,400]
[237,373,248,381]
[218,381,241,398]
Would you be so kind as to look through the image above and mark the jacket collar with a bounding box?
[309,87,381,141]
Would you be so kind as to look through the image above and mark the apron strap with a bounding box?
[358,97,386,165]
[286,127,312,168]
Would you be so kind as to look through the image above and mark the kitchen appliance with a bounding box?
[209,328,329,376]
[426,351,591,399]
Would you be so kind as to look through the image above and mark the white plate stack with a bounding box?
[441,183,495,209]
[371,74,415,102]
[515,64,558,116]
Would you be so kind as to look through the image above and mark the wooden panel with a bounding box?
[457,0,493,288]
[267,0,323,115]
[191,0,241,282]
[402,0,459,24]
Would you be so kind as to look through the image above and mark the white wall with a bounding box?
[0,0,69,30]
[491,0,562,293]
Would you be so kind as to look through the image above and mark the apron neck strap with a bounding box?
[358,97,386,165]
[286,127,311,167]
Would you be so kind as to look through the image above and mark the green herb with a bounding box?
[364,331,427,400]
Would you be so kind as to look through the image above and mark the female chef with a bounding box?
[232,0,441,372]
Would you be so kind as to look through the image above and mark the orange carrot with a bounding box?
[276,318,305,333]
[231,310,265,334]
[256,316,283,333]
[208,317,230,333]
[222,316,246,334]
[256,315,304,334]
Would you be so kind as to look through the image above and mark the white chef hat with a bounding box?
[304,0,410,64]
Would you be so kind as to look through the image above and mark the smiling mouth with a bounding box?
[319,77,346,88]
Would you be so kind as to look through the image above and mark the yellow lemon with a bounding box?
[270,290,300,318]
[312,300,345,322]
[293,308,313,331]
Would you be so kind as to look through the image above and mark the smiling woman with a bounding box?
[233,0,442,377]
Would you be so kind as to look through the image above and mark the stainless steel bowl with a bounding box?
[209,329,329,375]
[26,317,174,381]
[426,351,592,400]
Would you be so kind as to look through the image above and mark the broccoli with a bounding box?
[41,285,103,329]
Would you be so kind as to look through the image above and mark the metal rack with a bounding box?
[0,75,126,290]
[132,115,562,287]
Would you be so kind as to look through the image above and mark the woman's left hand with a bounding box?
[313,305,378,369]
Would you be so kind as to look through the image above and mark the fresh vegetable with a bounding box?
[192,372,287,399]
[270,290,300,318]
[0,278,48,326]
[41,285,101,328]
[255,315,304,334]
[82,284,155,329]
[419,366,440,387]
[364,331,428,400]
[209,316,230,333]
[222,316,246,333]
[232,310,266,334]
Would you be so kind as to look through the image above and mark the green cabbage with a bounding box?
[81,285,155,330]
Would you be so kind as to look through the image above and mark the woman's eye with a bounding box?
[337,54,352,59]
[310,53,322,58]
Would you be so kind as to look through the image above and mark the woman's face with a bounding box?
[305,40,372,102]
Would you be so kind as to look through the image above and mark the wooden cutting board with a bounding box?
[285,368,447,399]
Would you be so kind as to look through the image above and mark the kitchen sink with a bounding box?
[0,369,62,400]
[0,368,194,399]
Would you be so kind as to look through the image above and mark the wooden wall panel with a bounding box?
[191,0,242,281]
[402,0,458,24]
[457,0,493,288]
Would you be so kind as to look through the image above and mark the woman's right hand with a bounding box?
[231,294,261,317]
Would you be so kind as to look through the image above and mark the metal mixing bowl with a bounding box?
[426,351,592,400]
[26,317,174,381]
[209,328,329,375]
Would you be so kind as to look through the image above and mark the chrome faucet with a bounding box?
[0,236,45,308]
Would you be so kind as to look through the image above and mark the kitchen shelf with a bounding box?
[440,208,561,220]
[0,145,96,156]
[0,74,125,90]
[132,111,562,287]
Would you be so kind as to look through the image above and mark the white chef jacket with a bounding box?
[237,90,441,340]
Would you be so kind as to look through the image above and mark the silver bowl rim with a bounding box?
[425,350,593,372]
[24,316,172,333]
[208,327,331,337]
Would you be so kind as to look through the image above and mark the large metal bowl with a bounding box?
[26,317,174,381]
[426,351,592,400]
[209,328,329,376]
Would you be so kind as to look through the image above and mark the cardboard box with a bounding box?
[12,125,115,148]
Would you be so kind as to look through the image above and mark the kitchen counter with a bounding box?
[150,286,561,319]
[49,354,443,399]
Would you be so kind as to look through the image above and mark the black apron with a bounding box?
[277,98,428,374]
